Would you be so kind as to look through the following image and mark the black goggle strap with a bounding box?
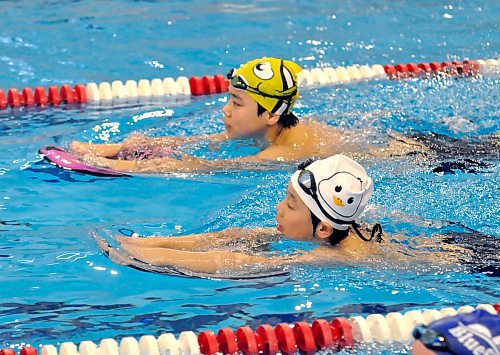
[245,85,296,100]
[351,222,384,243]
[310,210,321,236]
[226,68,236,80]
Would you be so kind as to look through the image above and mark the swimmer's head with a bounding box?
[228,57,302,123]
[412,309,500,355]
[290,154,373,231]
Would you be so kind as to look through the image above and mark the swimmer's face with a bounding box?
[275,182,315,241]
[222,86,271,139]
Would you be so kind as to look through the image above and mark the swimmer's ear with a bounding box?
[264,112,280,126]
[315,221,334,240]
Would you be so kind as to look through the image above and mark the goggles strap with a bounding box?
[351,222,384,243]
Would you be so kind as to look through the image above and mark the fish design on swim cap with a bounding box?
[291,154,373,230]
[231,57,302,115]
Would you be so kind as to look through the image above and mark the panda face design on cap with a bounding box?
[317,171,365,218]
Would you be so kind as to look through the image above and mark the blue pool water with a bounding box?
[0,0,498,352]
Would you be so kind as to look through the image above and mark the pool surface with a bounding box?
[0,1,498,352]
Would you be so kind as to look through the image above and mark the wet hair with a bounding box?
[297,158,316,170]
[257,103,299,128]
[310,210,349,246]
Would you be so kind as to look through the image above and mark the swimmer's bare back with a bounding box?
[304,121,429,159]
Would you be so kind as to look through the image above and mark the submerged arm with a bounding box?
[120,244,275,274]
[71,132,228,158]
[83,153,276,173]
[84,146,308,173]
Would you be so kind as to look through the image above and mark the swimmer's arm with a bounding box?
[71,141,123,158]
[116,232,221,250]
[82,150,265,173]
[117,227,278,250]
[71,132,228,158]
[121,245,275,274]
[72,133,150,157]
[130,149,302,173]
[138,155,268,173]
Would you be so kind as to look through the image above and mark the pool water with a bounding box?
[0,0,498,352]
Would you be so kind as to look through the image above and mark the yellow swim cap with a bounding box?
[229,57,302,115]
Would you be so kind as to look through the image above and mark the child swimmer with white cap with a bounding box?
[97,154,386,274]
[72,57,426,174]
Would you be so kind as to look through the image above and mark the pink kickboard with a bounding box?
[38,146,129,177]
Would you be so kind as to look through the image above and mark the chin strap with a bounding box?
[351,222,384,243]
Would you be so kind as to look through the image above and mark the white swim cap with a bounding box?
[290,154,373,230]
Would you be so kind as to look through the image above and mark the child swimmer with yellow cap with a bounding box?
[96,154,386,274]
[72,57,425,174]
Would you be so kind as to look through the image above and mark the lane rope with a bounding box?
[0,59,498,111]
[2,303,497,355]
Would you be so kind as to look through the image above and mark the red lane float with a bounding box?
[236,326,258,354]
[47,86,60,106]
[34,87,48,106]
[198,330,219,355]
[214,74,229,93]
[255,324,279,354]
[60,84,74,104]
[20,348,37,355]
[331,317,354,349]
[189,76,204,96]
[293,321,317,354]
[383,64,397,78]
[217,328,238,354]
[0,90,7,110]
[275,323,297,354]
[312,319,334,349]
[7,88,21,108]
[418,62,431,72]
[201,76,217,95]
[74,84,87,103]
[22,88,35,106]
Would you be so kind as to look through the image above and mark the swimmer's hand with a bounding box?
[83,154,139,172]
[94,235,132,266]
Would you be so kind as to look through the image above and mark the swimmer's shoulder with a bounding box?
[298,119,343,146]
